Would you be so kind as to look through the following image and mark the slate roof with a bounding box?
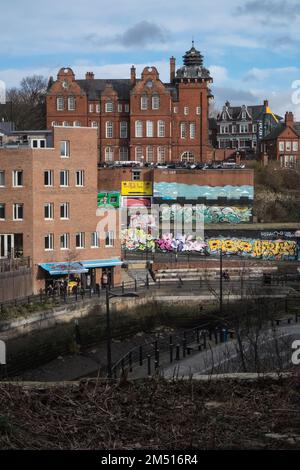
[219,104,281,122]
[76,79,132,100]
[263,122,300,141]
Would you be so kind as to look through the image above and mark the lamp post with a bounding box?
[106,287,139,378]
[219,248,223,316]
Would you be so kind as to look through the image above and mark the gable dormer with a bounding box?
[237,105,252,121]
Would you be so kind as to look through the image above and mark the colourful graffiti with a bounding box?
[160,205,252,224]
[121,229,298,260]
[154,182,254,200]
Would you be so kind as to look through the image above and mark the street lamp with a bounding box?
[106,287,139,378]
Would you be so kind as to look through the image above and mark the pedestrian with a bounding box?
[102,272,108,289]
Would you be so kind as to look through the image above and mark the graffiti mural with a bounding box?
[154,182,254,201]
[121,229,298,260]
[160,205,252,224]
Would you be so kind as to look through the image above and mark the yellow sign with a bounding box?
[121,181,153,196]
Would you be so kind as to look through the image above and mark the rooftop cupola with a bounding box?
[183,41,204,67]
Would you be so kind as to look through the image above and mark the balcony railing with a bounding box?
[0,256,31,273]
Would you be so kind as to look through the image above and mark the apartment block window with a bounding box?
[56,97,64,111]
[125,104,129,113]
[184,106,189,115]
[60,233,69,250]
[32,139,46,148]
[60,202,69,219]
[106,121,113,138]
[135,147,143,163]
[146,146,154,163]
[120,147,129,161]
[68,96,76,111]
[44,233,54,251]
[190,122,196,139]
[146,120,154,137]
[240,124,248,133]
[132,169,141,180]
[91,121,98,128]
[60,170,69,187]
[279,141,284,152]
[105,101,113,112]
[152,94,160,110]
[196,106,201,115]
[73,121,81,127]
[135,120,143,138]
[44,170,53,187]
[105,147,114,162]
[158,120,165,138]
[91,232,99,248]
[75,170,84,187]
[286,141,291,151]
[13,170,23,187]
[232,125,237,134]
[120,121,128,138]
[105,231,114,247]
[252,124,257,133]
[89,104,94,113]
[0,171,5,187]
[76,232,85,249]
[44,203,54,220]
[157,147,166,164]
[293,141,298,151]
[0,203,5,220]
[141,95,148,110]
[118,104,122,113]
[180,123,186,139]
[60,140,70,158]
[13,203,23,220]
[174,106,178,114]
[96,104,101,113]
[220,125,229,134]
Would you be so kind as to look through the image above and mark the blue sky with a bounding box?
[1,0,300,117]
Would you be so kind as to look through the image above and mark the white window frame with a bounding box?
[180,123,186,139]
[120,147,128,161]
[60,202,69,220]
[91,232,99,248]
[135,147,143,162]
[292,141,298,151]
[96,104,101,113]
[76,232,85,249]
[125,104,129,113]
[184,106,189,115]
[135,120,143,138]
[157,147,165,164]
[286,141,291,151]
[157,120,165,138]
[0,203,5,220]
[105,101,113,113]
[60,170,69,187]
[89,103,94,113]
[279,141,284,152]
[105,231,114,247]
[106,121,113,138]
[146,120,154,137]
[13,203,23,221]
[56,97,64,111]
[105,147,114,162]
[68,96,76,111]
[118,104,122,113]
[0,171,5,187]
[146,146,154,163]
[190,122,196,139]
[73,121,81,127]
[44,203,54,220]
[152,95,160,110]
[120,121,128,138]
[141,95,148,110]
[44,170,53,187]
[75,170,84,187]
[196,106,201,115]
[60,233,69,250]
[44,233,54,251]
[60,140,70,158]
[12,170,23,187]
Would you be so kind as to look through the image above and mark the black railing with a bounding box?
[0,256,30,273]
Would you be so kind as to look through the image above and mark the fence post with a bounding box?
[196,328,200,343]
[214,329,218,344]
[170,344,173,363]
[183,338,187,358]
[203,332,207,349]
[139,346,143,366]
[146,274,149,289]
[129,352,132,372]
[147,354,151,376]
[175,344,180,361]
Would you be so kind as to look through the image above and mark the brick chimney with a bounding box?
[285,111,294,126]
[130,65,136,85]
[85,72,94,80]
[170,56,176,82]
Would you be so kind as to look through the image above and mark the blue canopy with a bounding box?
[39,262,89,275]
[80,259,123,269]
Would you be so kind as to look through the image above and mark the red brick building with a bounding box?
[47,44,213,164]
[0,126,122,294]
[261,112,300,167]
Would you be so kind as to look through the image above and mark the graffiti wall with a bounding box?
[121,229,298,261]
[154,182,254,201]
[160,205,252,224]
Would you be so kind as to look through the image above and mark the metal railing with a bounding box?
[0,256,30,273]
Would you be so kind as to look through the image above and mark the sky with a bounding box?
[1,0,300,117]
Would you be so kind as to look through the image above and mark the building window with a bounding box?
[106,121,113,138]
[44,170,53,187]
[60,140,70,158]
[89,104,94,113]
[60,170,69,187]
[105,147,114,162]
[158,120,165,137]
[220,125,229,134]
[146,120,154,137]
[91,121,98,128]
[12,170,23,187]
[184,106,189,115]
[132,170,141,180]
[75,170,84,187]
[68,96,76,111]
[135,147,143,163]
[105,231,114,247]
[293,141,298,151]
[240,124,248,133]
[60,233,69,250]
[152,94,160,110]
[96,104,100,113]
[13,203,23,220]
[196,106,201,115]
[146,146,154,163]
[286,141,291,151]
[0,171,5,187]
[232,125,237,134]
[157,147,166,164]
[73,121,81,127]
[135,120,143,138]
[120,121,128,138]
[44,203,54,220]
[76,232,85,249]
[252,124,257,133]
[141,95,148,110]
[180,123,186,139]
[60,202,69,219]
[222,112,227,120]
[105,101,113,112]
[0,203,5,220]
[181,151,195,163]
[174,106,178,114]
[279,141,284,152]
[56,97,64,111]
[32,139,46,148]
[91,232,99,248]
[190,122,196,139]
[242,111,246,119]
[118,104,122,113]
[120,147,128,161]
[125,104,129,113]
[44,233,54,251]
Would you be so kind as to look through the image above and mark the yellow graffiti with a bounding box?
[207,239,297,259]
